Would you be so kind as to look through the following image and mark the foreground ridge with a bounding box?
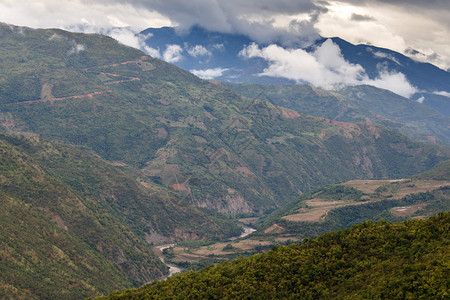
[99,212,450,299]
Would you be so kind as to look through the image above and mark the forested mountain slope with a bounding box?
[98,212,450,299]
[0,133,240,299]
[226,83,450,145]
[1,23,449,214]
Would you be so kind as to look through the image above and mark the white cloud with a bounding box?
[240,39,418,98]
[0,0,171,32]
[371,50,401,65]
[190,68,228,79]
[46,32,86,55]
[0,0,447,69]
[363,70,417,98]
[213,43,225,51]
[98,28,162,59]
[433,91,450,98]
[67,43,85,55]
[143,46,161,59]
[108,27,141,48]
[316,1,450,70]
[163,44,183,63]
[240,39,364,88]
[48,33,64,41]
[187,45,212,57]
[416,96,425,103]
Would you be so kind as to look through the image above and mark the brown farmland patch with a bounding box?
[236,166,254,177]
[390,180,449,199]
[170,183,189,191]
[342,179,405,194]
[283,198,361,223]
[264,224,285,234]
[279,108,301,119]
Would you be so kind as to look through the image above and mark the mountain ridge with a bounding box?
[140,26,450,113]
[1,23,449,214]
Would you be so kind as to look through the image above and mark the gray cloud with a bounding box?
[337,0,450,27]
[80,0,327,46]
[0,0,448,68]
[338,0,449,9]
[350,13,375,22]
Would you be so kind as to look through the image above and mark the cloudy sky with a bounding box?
[0,0,448,70]
[0,0,449,71]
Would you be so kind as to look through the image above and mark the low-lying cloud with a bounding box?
[367,70,417,98]
[433,90,450,98]
[67,43,85,55]
[350,13,376,22]
[187,45,212,57]
[101,27,166,61]
[240,39,418,98]
[190,68,229,79]
[47,32,86,55]
[163,44,183,63]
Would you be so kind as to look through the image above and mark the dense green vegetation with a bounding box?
[226,83,450,145]
[98,212,450,299]
[413,159,450,180]
[0,132,241,299]
[0,23,448,215]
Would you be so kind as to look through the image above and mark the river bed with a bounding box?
[154,225,256,279]
[229,226,256,240]
[155,244,182,279]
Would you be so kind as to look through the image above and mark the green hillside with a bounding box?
[0,23,449,214]
[253,160,450,241]
[98,212,450,299]
[0,132,241,299]
[413,159,450,180]
[226,83,450,145]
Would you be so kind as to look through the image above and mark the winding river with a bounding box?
[155,244,182,279]
[154,225,256,280]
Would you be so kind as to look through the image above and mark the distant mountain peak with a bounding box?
[140,26,450,108]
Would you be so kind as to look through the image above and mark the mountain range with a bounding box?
[1,23,448,215]
[0,22,449,298]
[141,26,450,114]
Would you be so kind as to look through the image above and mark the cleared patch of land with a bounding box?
[391,204,428,217]
[283,199,364,223]
[283,179,449,223]
[342,179,406,194]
